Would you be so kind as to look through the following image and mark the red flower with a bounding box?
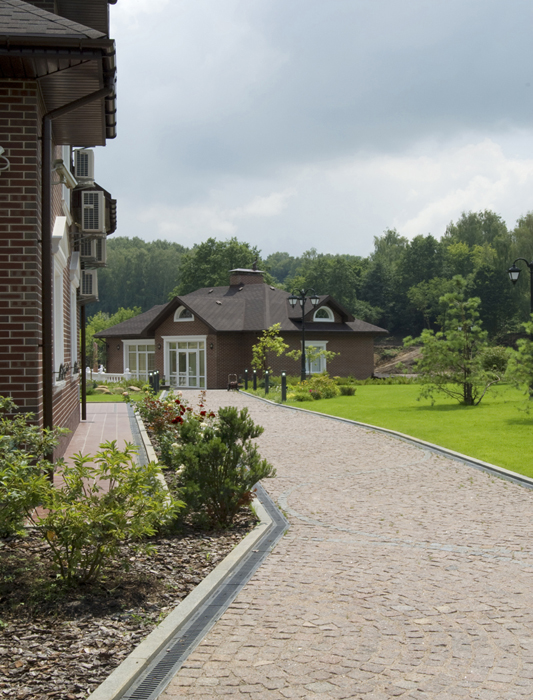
[200,410,206,417]
[171,416,184,424]
[209,412,216,418]
[175,399,181,404]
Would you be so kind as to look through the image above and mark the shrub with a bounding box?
[0,396,67,535]
[22,441,181,585]
[173,407,276,527]
[340,385,356,396]
[479,346,510,375]
[294,373,340,400]
[289,390,315,402]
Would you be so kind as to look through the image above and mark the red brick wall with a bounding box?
[0,80,80,456]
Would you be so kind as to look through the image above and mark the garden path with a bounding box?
[162,390,533,700]
[57,403,135,492]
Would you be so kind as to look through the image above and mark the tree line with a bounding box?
[87,209,533,342]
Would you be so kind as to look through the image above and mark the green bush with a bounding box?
[288,390,315,402]
[340,385,357,396]
[297,373,340,400]
[173,407,276,527]
[479,346,510,374]
[0,396,67,535]
[22,441,181,585]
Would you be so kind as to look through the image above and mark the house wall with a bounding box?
[236,332,376,381]
[0,79,80,458]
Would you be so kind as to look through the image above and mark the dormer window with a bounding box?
[174,306,194,322]
[313,306,334,322]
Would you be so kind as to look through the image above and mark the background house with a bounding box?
[96,267,388,388]
[0,0,117,456]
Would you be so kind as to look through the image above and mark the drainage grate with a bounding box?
[121,483,288,700]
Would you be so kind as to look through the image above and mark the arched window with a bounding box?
[174,306,194,322]
[313,306,334,322]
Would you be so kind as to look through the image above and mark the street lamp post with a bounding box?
[288,289,320,381]
[508,258,533,316]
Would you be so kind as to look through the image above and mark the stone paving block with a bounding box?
[160,391,533,700]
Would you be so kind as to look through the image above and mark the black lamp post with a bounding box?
[508,258,533,316]
[288,288,320,381]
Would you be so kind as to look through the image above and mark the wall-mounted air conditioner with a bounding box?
[73,149,95,183]
[81,190,105,233]
[80,237,106,265]
[80,270,98,300]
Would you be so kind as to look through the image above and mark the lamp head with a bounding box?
[288,294,298,308]
[508,264,521,285]
[310,294,320,307]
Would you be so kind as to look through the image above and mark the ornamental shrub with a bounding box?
[173,407,276,527]
[0,396,68,535]
[22,441,181,585]
[339,385,356,396]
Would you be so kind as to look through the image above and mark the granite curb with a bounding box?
[86,410,274,700]
[242,391,533,490]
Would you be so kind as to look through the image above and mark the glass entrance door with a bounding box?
[168,340,205,388]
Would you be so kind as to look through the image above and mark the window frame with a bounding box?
[174,305,195,322]
[313,306,335,322]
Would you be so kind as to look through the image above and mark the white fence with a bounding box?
[86,368,131,383]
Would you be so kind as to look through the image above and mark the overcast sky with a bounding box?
[97,0,533,257]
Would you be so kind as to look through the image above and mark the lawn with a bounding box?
[84,391,154,403]
[284,384,533,477]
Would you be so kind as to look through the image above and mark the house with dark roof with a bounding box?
[0,0,118,456]
[96,268,388,389]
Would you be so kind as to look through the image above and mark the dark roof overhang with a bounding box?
[0,34,117,144]
[287,295,356,323]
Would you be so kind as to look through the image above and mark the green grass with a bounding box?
[83,392,155,403]
[283,384,533,478]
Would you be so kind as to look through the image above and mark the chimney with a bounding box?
[229,265,265,286]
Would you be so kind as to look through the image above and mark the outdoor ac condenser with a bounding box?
[79,237,106,265]
[80,270,98,300]
[81,190,106,233]
[73,149,95,183]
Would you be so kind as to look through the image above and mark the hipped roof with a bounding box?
[95,284,388,339]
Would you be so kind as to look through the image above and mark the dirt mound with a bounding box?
[374,346,422,375]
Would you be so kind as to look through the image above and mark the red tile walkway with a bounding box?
[56,404,136,492]
[63,404,134,464]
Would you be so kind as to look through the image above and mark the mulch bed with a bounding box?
[0,508,256,699]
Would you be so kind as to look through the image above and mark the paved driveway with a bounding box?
[162,391,533,699]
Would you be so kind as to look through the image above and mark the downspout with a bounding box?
[42,87,113,433]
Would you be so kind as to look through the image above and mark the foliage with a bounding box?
[170,237,275,296]
[405,277,501,405]
[287,373,340,401]
[506,316,533,401]
[20,441,180,585]
[0,396,68,535]
[172,407,276,527]
[339,385,357,396]
[251,324,289,377]
[86,306,141,368]
[87,237,187,316]
[285,344,338,373]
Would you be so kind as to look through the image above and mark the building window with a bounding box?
[163,336,207,388]
[313,306,334,322]
[53,269,64,381]
[70,288,77,369]
[125,343,156,380]
[305,341,328,374]
[174,306,194,322]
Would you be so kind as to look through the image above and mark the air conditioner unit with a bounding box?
[73,149,95,182]
[80,270,98,300]
[81,190,105,233]
[79,236,107,265]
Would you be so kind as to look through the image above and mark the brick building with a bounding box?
[96,268,388,389]
[0,0,117,457]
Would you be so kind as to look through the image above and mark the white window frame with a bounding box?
[162,335,207,388]
[52,216,69,387]
[313,306,334,322]
[304,340,329,374]
[123,340,156,380]
[174,305,195,322]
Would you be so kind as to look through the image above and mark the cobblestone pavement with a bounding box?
[161,391,533,700]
